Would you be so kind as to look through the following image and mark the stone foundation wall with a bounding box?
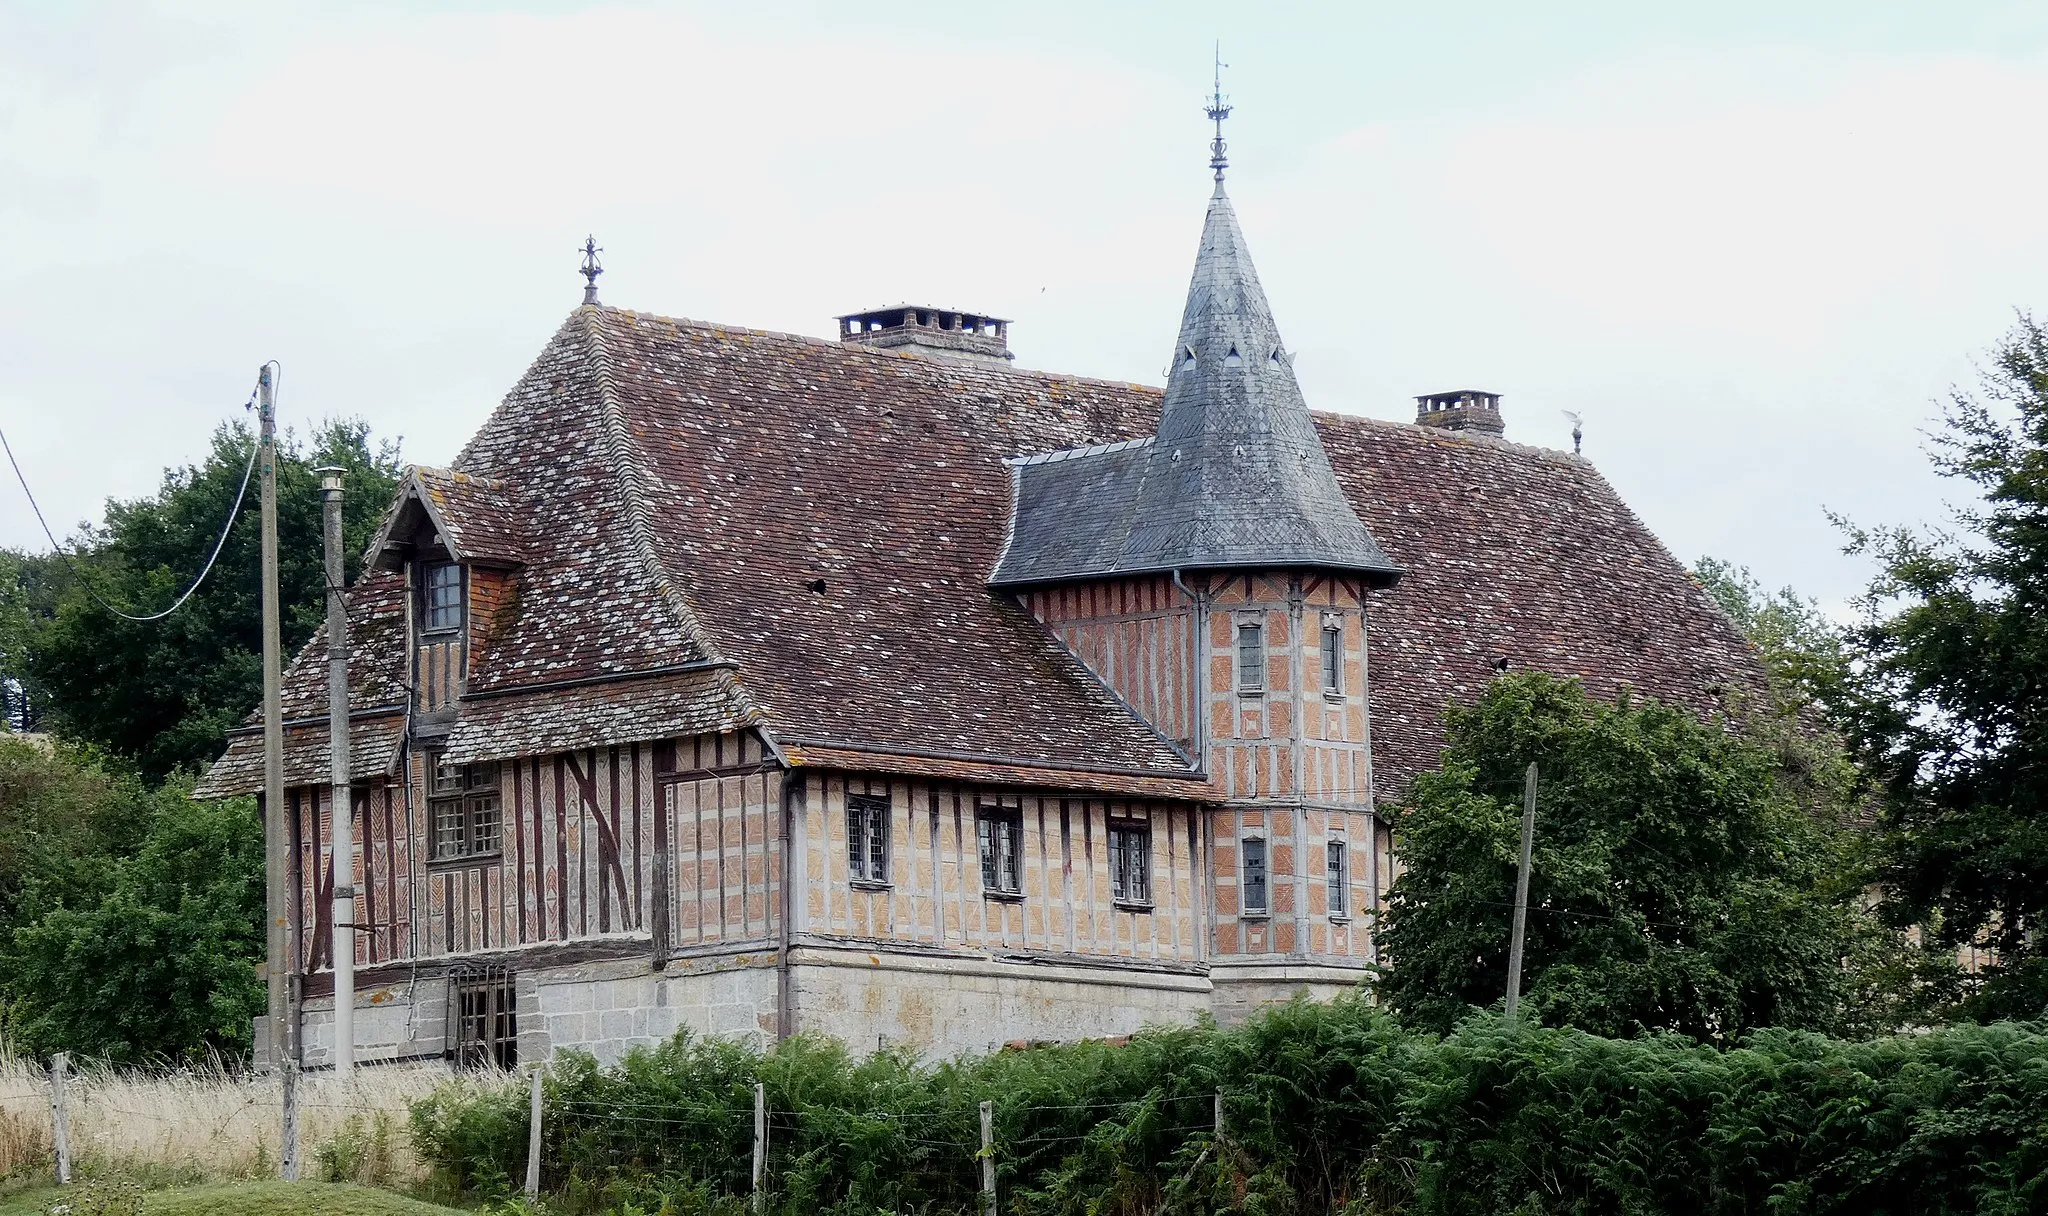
[788,945,1211,1057]
[1208,962,1369,1026]
[288,948,1368,1069]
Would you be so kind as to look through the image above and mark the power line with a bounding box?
[0,379,262,623]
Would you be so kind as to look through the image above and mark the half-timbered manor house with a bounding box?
[196,142,1762,1069]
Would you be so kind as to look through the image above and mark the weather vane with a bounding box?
[1206,43,1232,182]
[579,236,604,305]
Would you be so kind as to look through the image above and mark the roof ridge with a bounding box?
[1003,435,1154,468]
[579,306,771,734]
[1315,410,1586,464]
[593,304,1163,398]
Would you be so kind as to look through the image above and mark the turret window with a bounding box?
[1242,837,1268,915]
[1322,625,1343,693]
[1236,622,1265,692]
[423,562,464,632]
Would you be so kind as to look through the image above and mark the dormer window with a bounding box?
[423,562,464,632]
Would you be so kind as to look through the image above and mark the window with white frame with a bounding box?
[847,794,890,885]
[1327,839,1349,918]
[1242,836,1269,915]
[1237,622,1265,692]
[430,753,500,860]
[978,805,1023,896]
[1108,819,1151,906]
[1321,623,1344,693]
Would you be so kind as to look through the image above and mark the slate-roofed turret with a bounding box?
[992,178,1403,587]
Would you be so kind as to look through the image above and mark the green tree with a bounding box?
[1693,555,1856,724]
[3,779,265,1064]
[0,734,261,1062]
[1841,314,2048,1021]
[1376,673,1887,1040]
[9,419,401,780]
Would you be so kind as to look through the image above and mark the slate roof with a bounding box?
[443,668,746,765]
[199,299,1763,803]
[994,183,1401,588]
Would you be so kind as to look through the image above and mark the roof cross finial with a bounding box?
[1205,44,1232,183]
[579,235,604,305]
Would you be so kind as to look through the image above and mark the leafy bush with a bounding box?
[411,999,2048,1215]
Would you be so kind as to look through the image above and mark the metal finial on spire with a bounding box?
[579,236,604,305]
[1205,44,1232,183]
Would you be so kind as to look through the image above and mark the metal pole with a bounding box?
[319,466,354,1075]
[524,1068,544,1197]
[1505,762,1538,1021]
[48,1053,70,1185]
[280,1060,300,1181]
[979,1099,995,1216]
[259,365,289,1073]
[751,1081,767,1214]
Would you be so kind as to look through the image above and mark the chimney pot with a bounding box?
[1415,389,1505,435]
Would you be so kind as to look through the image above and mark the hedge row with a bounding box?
[409,997,2048,1215]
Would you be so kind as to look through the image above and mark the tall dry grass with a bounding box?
[0,1050,487,1189]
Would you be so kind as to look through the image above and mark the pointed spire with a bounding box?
[1205,44,1231,184]
[1115,156,1401,584]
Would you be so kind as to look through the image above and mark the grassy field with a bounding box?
[0,1053,493,1190]
[0,1181,465,1214]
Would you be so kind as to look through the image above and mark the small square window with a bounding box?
[977,806,1023,896]
[1109,820,1151,906]
[1327,840,1349,919]
[1322,625,1343,693]
[423,562,464,632]
[1237,623,1265,692]
[848,795,890,885]
[1242,837,1268,915]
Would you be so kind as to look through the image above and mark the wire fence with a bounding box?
[0,1051,1228,1212]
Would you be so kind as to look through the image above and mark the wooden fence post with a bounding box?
[524,1067,544,1198]
[47,1053,70,1186]
[979,1099,996,1216]
[280,1060,300,1181]
[1214,1088,1225,1147]
[751,1081,767,1215]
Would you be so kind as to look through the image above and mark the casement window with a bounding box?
[451,975,517,1070]
[847,794,891,886]
[422,561,464,632]
[1236,622,1265,692]
[1321,624,1344,693]
[1108,819,1151,907]
[1327,839,1349,919]
[430,754,501,860]
[1242,836,1269,916]
[977,805,1024,896]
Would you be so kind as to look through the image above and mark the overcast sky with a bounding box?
[5,1,2047,611]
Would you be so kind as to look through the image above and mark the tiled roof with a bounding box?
[1320,416,1766,795]
[193,712,405,799]
[994,183,1399,588]
[443,668,746,764]
[199,301,1761,804]
[537,309,1200,779]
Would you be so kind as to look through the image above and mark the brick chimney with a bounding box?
[837,305,1013,365]
[1415,389,1505,435]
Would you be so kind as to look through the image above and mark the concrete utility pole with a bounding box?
[318,466,354,1075]
[258,365,289,1072]
[1504,762,1538,1021]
